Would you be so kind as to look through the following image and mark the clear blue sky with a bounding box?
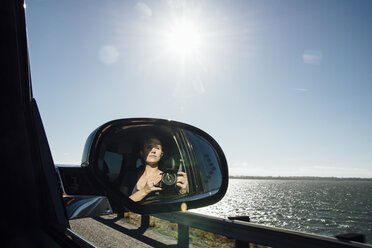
[26,0,372,177]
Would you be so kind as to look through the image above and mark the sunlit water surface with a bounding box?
[191,179,372,243]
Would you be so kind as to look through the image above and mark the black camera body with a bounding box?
[155,168,179,189]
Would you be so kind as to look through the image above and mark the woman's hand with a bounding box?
[177,172,188,194]
[143,174,162,194]
[129,173,162,202]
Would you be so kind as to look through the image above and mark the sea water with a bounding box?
[191,179,372,244]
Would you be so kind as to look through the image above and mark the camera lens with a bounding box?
[162,171,177,186]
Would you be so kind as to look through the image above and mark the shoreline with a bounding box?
[229,176,372,181]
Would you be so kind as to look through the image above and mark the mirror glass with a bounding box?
[93,123,223,205]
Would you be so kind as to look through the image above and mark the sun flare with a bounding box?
[165,20,203,60]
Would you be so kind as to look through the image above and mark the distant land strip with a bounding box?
[229,176,372,181]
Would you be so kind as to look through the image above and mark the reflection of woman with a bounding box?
[128,136,188,202]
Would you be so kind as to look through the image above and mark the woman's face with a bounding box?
[141,138,163,165]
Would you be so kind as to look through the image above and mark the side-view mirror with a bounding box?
[57,118,228,216]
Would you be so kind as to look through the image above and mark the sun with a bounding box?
[165,19,203,61]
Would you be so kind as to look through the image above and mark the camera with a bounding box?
[155,168,179,188]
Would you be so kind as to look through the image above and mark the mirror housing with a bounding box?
[59,118,228,215]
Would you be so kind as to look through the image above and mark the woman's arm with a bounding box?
[129,187,152,202]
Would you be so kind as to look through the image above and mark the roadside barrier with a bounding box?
[148,211,371,248]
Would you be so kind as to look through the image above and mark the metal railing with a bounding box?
[149,211,371,248]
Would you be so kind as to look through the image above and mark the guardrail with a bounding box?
[149,211,371,248]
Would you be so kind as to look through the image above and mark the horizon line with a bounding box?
[230,175,372,180]
[55,164,371,180]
